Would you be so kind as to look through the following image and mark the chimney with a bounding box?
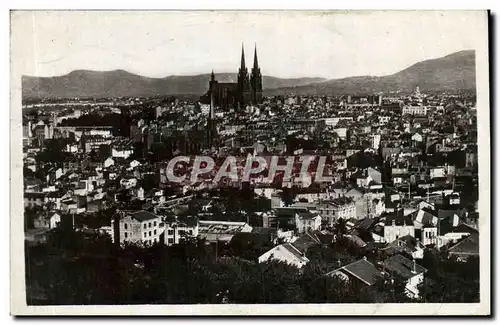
[412,259,417,274]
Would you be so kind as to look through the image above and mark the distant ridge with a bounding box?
[265,50,476,96]
[22,71,326,100]
[22,50,475,100]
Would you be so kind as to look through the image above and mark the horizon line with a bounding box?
[21,48,474,81]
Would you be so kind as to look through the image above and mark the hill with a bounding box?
[21,70,325,100]
[265,50,476,96]
[22,50,475,99]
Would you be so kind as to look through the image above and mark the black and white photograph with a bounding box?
[10,10,491,315]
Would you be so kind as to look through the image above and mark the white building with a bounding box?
[258,243,309,269]
[112,147,134,159]
[295,211,322,233]
[163,217,199,246]
[111,210,164,245]
[402,106,428,116]
[198,220,252,243]
[383,254,427,298]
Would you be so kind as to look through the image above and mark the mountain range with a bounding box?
[22,50,475,100]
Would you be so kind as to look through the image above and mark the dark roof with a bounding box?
[384,235,422,255]
[438,209,459,219]
[331,196,354,206]
[384,211,413,226]
[312,231,335,245]
[24,192,47,199]
[292,232,321,254]
[297,211,317,220]
[452,223,479,234]
[327,258,383,286]
[252,227,277,235]
[383,254,427,279]
[128,210,159,222]
[447,233,479,256]
[411,208,438,226]
[231,232,271,247]
[282,243,306,261]
[355,217,378,231]
[275,207,307,218]
[25,178,43,186]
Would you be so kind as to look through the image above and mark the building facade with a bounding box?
[111,210,164,245]
[202,44,263,110]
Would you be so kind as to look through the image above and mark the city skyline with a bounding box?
[15,11,485,79]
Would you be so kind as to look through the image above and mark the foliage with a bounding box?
[417,250,479,303]
[25,229,478,305]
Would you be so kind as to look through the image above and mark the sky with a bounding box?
[12,10,487,79]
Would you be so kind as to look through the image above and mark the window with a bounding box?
[189,230,193,235]
[168,238,174,244]
[154,221,157,227]
[124,232,128,238]
[168,229,174,235]
[154,229,157,235]
[143,223,147,229]
[124,223,128,230]
[149,222,152,228]
[144,232,147,237]
[149,231,152,236]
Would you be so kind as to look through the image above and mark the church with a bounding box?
[202,44,263,110]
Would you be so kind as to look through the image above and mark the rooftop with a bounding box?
[327,258,383,286]
[127,210,160,222]
[382,254,427,279]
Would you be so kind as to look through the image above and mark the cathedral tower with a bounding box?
[237,43,252,107]
[206,71,218,148]
[250,44,263,104]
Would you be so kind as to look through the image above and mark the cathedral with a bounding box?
[202,44,263,110]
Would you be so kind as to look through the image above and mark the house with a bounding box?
[104,157,115,168]
[163,216,199,246]
[367,167,382,184]
[291,231,322,254]
[61,198,78,212]
[24,192,46,208]
[318,197,356,226]
[111,210,164,245]
[112,146,133,159]
[120,178,138,189]
[271,207,308,230]
[33,212,61,229]
[326,257,384,286]
[198,220,252,243]
[230,230,278,255]
[295,211,322,233]
[382,254,427,298]
[382,235,425,259]
[411,132,423,143]
[87,199,104,213]
[447,233,479,262]
[383,212,415,243]
[258,242,309,269]
[437,223,478,249]
[447,192,461,205]
[129,160,141,169]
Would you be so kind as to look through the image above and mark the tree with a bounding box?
[417,250,479,303]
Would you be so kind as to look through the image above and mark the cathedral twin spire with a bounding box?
[239,43,260,76]
[238,43,262,105]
